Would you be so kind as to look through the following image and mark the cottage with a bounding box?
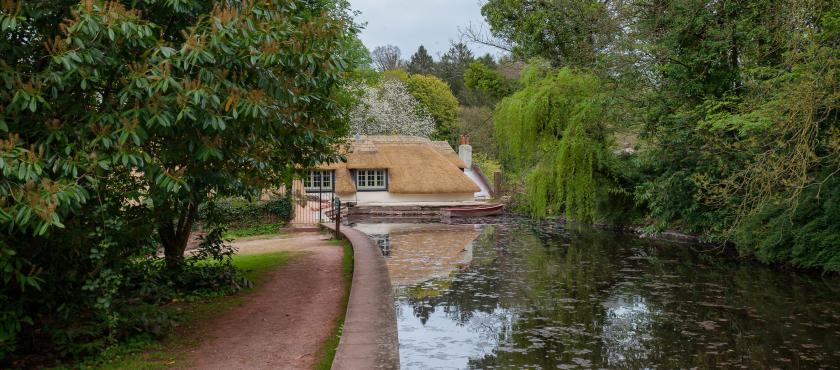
[304,135,486,204]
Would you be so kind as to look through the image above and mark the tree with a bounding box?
[458,106,498,158]
[407,45,436,75]
[464,61,513,101]
[481,0,840,270]
[371,44,402,71]
[437,42,475,101]
[480,0,620,67]
[350,80,436,137]
[477,53,498,69]
[1,0,360,356]
[405,74,460,142]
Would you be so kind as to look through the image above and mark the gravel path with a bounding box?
[178,232,345,369]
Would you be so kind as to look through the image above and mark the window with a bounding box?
[356,169,387,190]
[303,170,333,192]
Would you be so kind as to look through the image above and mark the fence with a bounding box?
[288,179,336,227]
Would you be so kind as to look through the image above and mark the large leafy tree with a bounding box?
[480,0,620,67]
[404,74,459,142]
[495,66,626,222]
[1,0,358,259]
[1,0,360,356]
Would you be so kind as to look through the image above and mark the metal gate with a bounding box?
[288,178,335,227]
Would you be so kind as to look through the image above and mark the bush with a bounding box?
[199,197,293,229]
[734,174,840,271]
[473,152,501,178]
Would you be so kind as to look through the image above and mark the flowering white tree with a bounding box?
[350,80,436,137]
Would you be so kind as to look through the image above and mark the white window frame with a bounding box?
[303,170,333,192]
[356,169,387,191]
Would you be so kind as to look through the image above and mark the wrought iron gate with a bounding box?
[288,178,335,227]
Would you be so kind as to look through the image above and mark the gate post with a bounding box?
[333,197,341,240]
[493,171,503,198]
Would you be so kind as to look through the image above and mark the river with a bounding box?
[351,221,840,369]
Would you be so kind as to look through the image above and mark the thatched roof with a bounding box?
[431,141,467,169]
[316,135,478,194]
[334,165,356,194]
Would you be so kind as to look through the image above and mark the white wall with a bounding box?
[336,191,474,204]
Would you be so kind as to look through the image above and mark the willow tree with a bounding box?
[495,66,619,222]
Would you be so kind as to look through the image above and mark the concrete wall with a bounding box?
[336,191,474,204]
[321,223,399,370]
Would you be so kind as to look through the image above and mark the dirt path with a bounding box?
[178,232,345,369]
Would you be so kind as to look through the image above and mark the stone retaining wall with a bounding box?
[321,223,399,370]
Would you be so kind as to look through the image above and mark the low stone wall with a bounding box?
[321,223,399,370]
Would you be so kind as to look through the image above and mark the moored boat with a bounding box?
[442,203,504,217]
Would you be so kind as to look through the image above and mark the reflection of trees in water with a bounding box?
[469,225,622,368]
[398,221,840,369]
[399,225,507,325]
[475,224,840,369]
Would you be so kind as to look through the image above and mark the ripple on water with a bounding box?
[354,222,840,369]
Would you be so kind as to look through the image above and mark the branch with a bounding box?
[459,23,513,53]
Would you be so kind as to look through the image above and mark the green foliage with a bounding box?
[464,61,513,101]
[733,173,840,271]
[473,152,502,179]
[382,69,410,82]
[0,0,361,363]
[223,223,284,240]
[405,74,460,142]
[437,43,478,104]
[481,0,618,66]
[496,67,626,223]
[407,45,436,75]
[457,106,498,158]
[482,0,840,271]
[200,197,292,229]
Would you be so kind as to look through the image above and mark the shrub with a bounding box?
[199,197,293,229]
[473,152,501,178]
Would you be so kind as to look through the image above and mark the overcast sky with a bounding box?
[349,0,500,61]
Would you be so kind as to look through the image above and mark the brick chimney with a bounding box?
[458,135,472,168]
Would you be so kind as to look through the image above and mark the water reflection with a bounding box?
[355,222,840,369]
[353,223,482,286]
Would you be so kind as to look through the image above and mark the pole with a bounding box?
[493,171,503,198]
[318,177,322,223]
[334,198,341,240]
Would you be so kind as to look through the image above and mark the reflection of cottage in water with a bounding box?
[368,233,391,256]
[352,223,484,286]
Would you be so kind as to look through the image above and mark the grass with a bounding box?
[223,222,285,240]
[88,251,296,370]
[232,251,296,283]
[314,238,354,370]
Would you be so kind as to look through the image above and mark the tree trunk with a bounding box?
[159,201,199,267]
